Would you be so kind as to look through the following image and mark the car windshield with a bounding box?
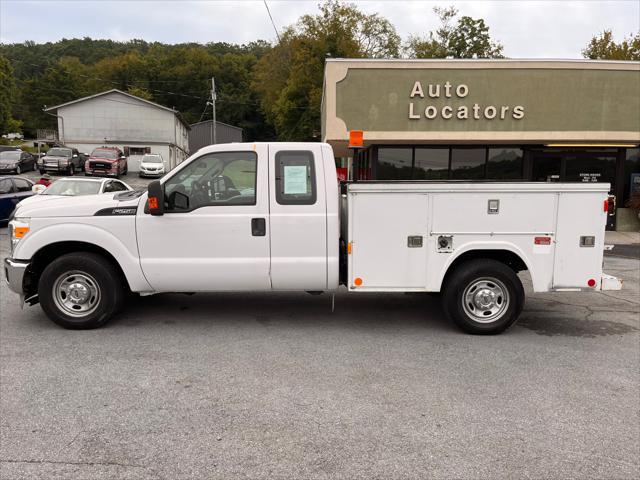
[43,180,101,196]
[0,152,21,160]
[48,148,72,157]
[91,150,118,159]
[143,155,163,163]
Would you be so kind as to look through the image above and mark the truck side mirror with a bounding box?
[147,180,165,216]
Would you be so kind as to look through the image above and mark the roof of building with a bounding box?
[44,89,190,128]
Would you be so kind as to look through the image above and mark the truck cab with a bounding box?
[138,143,339,292]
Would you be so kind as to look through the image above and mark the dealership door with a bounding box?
[531,151,618,230]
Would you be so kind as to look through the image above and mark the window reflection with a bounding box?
[487,148,523,179]
[450,148,486,180]
[414,148,449,180]
[377,148,412,180]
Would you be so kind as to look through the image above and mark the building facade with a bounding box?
[322,59,640,231]
[45,89,190,173]
[188,120,243,152]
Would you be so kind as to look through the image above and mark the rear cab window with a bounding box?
[275,151,316,205]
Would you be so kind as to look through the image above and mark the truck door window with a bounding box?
[275,151,316,205]
[164,151,257,211]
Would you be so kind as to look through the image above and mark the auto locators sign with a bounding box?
[408,81,525,121]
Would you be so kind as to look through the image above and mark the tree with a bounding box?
[582,30,640,60]
[406,6,504,59]
[0,55,17,134]
[254,0,400,140]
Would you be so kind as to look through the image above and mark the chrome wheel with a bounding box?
[462,277,509,323]
[52,270,101,318]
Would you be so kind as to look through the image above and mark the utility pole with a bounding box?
[211,77,217,145]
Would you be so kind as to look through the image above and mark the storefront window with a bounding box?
[487,148,523,179]
[624,147,640,204]
[414,148,449,180]
[565,154,616,190]
[450,148,486,180]
[377,148,413,180]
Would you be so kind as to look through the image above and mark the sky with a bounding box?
[1,0,639,58]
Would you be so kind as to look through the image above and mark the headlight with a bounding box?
[9,217,30,254]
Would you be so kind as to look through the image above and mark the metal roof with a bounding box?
[44,89,191,129]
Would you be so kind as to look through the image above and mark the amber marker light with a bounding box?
[14,227,29,238]
[349,130,364,149]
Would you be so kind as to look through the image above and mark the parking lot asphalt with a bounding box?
[0,230,638,479]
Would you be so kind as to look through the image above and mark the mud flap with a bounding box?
[600,273,623,291]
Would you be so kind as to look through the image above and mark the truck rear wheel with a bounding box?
[38,253,125,329]
[442,259,524,335]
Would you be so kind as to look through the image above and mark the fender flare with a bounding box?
[436,241,537,291]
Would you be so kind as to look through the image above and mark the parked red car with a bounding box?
[85,147,128,178]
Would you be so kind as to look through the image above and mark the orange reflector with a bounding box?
[354,277,363,286]
[347,242,352,254]
[149,197,159,209]
[14,227,29,238]
[349,130,364,148]
[534,236,551,245]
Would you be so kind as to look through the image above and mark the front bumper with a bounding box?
[4,257,29,295]
[139,170,164,177]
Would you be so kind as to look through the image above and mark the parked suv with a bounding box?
[39,147,85,175]
[139,153,166,178]
[85,147,128,177]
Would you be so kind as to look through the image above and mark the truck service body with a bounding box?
[5,142,621,334]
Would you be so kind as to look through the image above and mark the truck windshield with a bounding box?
[47,148,72,157]
[92,150,118,159]
[44,180,101,196]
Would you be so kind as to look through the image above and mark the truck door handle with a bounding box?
[251,218,266,236]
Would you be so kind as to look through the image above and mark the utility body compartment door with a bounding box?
[552,192,607,289]
[348,192,428,290]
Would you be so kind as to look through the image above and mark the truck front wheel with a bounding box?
[38,253,125,329]
[442,259,524,335]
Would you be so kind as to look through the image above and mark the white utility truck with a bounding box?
[5,142,621,334]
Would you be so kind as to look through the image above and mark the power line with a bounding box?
[263,0,281,43]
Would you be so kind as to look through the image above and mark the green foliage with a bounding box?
[1,2,508,141]
[406,7,503,59]
[582,30,640,60]
[0,55,18,134]
[254,0,400,140]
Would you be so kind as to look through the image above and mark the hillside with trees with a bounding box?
[0,1,636,142]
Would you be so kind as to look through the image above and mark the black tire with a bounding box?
[68,164,75,176]
[442,259,524,335]
[15,165,21,175]
[39,169,45,174]
[38,252,125,329]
